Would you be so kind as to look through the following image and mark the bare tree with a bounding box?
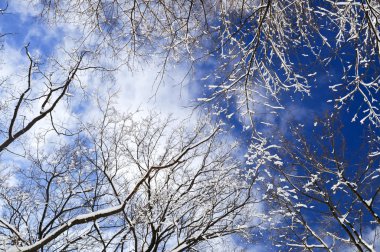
[0,3,266,250]
[0,44,86,154]
[2,1,380,251]
[23,0,380,128]
[256,114,380,251]
[0,103,261,251]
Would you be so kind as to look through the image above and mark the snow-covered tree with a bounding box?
[0,106,262,251]
[25,0,380,127]
[1,1,380,250]
[258,113,380,251]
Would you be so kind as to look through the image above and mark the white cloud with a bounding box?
[0,3,265,251]
[0,1,199,150]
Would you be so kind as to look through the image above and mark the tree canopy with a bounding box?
[0,0,379,251]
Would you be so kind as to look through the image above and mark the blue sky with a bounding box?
[188,1,380,250]
[1,1,380,251]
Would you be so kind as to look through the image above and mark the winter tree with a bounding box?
[258,113,380,251]
[21,0,380,126]
[0,103,262,251]
[1,0,380,251]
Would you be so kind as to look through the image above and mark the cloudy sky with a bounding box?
[1,1,380,251]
